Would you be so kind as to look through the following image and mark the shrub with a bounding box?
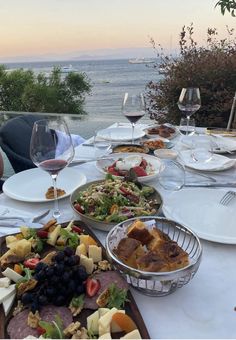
[0,66,91,114]
[146,24,236,128]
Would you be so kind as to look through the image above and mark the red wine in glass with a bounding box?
[122,93,145,143]
[38,159,68,175]
[30,118,74,219]
[124,111,145,124]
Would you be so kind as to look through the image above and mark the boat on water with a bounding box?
[60,64,77,73]
[128,58,155,64]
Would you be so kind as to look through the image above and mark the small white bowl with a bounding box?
[154,149,178,159]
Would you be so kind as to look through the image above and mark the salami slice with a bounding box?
[7,305,73,339]
[84,270,129,310]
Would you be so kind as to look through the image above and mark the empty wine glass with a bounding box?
[94,129,111,158]
[179,117,196,136]
[122,92,145,143]
[30,117,74,219]
[177,87,201,135]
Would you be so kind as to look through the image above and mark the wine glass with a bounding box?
[94,129,111,158]
[122,92,145,144]
[30,117,74,219]
[179,117,196,136]
[177,87,201,135]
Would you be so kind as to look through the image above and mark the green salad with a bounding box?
[73,175,159,223]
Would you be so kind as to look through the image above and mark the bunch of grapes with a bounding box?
[21,247,88,312]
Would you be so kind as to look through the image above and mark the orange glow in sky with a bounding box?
[0,0,235,60]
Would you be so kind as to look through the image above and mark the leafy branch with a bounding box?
[215,0,236,16]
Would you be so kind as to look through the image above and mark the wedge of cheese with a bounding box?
[79,254,94,274]
[88,245,102,263]
[2,267,23,282]
[121,329,141,339]
[2,293,16,316]
[87,310,99,334]
[0,277,11,288]
[98,308,123,336]
[0,284,16,304]
[76,243,87,257]
[98,333,112,339]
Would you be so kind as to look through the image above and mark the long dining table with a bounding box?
[0,124,236,339]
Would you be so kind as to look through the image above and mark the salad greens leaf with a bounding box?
[60,228,79,248]
[39,314,64,339]
[106,283,129,309]
[70,294,84,308]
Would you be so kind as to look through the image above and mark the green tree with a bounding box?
[0,66,91,114]
[146,25,236,128]
[215,0,236,16]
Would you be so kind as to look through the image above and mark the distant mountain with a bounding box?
[0,47,159,63]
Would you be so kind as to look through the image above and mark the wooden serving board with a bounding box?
[0,220,150,339]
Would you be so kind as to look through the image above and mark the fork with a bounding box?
[220,191,236,205]
[0,209,50,224]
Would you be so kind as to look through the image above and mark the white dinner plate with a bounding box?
[3,168,86,202]
[97,127,145,141]
[96,153,164,183]
[179,150,236,171]
[162,188,236,244]
[144,124,179,140]
[181,135,236,154]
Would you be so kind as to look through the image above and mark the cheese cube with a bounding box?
[121,329,141,339]
[76,243,87,257]
[98,308,110,317]
[98,307,118,336]
[88,245,102,263]
[79,254,94,274]
[8,239,31,257]
[5,236,18,246]
[47,225,61,246]
[2,267,23,283]
[0,277,11,288]
[87,310,99,334]
[98,333,112,339]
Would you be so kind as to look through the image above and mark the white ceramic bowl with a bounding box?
[70,179,163,232]
[95,153,164,183]
[154,149,178,159]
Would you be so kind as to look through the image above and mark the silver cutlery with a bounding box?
[219,190,236,205]
[184,182,236,188]
[0,209,50,224]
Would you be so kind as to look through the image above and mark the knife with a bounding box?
[184,182,236,188]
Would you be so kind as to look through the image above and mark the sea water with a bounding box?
[2,59,162,177]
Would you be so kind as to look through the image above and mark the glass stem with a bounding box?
[51,174,60,219]
[187,116,190,136]
[131,123,135,144]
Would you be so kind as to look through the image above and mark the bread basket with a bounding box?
[106,216,202,296]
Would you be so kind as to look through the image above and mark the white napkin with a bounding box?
[179,150,236,171]
[0,206,42,236]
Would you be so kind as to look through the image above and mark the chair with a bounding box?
[0,114,44,173]
[227,91,236,130]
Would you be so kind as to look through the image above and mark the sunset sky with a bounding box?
[0,0,235,61]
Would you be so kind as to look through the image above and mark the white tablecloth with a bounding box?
[0,125,236,339]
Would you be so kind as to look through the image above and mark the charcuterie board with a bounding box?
[0,220,150,339]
